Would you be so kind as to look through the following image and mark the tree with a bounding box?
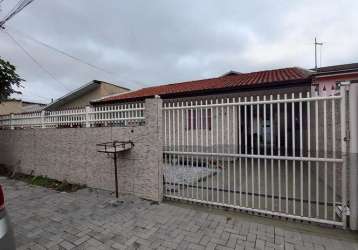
[0,57,24,101]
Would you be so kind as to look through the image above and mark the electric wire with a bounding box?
[4,29,71,91]
[10,27,116,76]
[0,0,34,27]
[8,27,147,88]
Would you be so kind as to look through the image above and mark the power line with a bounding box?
[16,93,50,102]
[3,29,71,91]
[0,0,34,28]
[10,27,116,75]
[0,0,147,89]
[8,27,148,88]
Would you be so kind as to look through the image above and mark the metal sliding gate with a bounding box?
[163,89,348,227]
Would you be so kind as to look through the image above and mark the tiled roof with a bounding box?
[94,67,312,103]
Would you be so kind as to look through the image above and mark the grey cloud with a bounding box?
[0,0,357,103]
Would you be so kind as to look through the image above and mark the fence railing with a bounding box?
[163,90,347,227]
[0,103,145,129]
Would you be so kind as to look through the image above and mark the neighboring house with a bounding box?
[93,67,314,154]
[0,99,46,115]
[312,63,358,96]
[45,80,129,111]
[94,67,313,103]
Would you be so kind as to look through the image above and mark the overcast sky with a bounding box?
[0,0,357,103]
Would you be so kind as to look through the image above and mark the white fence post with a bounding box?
[85,106,91,128]
[0,103,145,129]
[41,110,46,128]
[10,113,14,130]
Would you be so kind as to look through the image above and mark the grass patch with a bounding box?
[14,174,86,192]
[0,165,85,192]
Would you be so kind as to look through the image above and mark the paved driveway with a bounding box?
[2,177,357,250]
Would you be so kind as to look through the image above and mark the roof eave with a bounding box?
[313,68,358,77]
[93,78,311,105]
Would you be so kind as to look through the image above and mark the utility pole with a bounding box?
[314,37,323,71]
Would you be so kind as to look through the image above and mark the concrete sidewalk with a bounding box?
[2,177,357,250]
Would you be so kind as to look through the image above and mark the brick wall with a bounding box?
[0,98,163,202]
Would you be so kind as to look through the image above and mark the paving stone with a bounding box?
[3,178,358,250]
[59,240,76,250]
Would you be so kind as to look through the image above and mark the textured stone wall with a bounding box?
[0,98,163,201]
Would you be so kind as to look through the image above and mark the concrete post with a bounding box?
[41,110,45,128]
[85,106,91,128]
[10,113,14,130]
[348,82,358,230]
[144,96,163,202]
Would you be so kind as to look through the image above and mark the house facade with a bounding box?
[312,63,358,96]
[45,80,129,111]
[0,99,46,115]
[93,67,314,155]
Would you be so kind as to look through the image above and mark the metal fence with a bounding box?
[163,89,348,227]
[0,103,145,129]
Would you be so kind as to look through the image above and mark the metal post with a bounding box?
[113,150,119,199]
[348,81,358,230]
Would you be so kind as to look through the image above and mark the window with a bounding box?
[187,109,211,130]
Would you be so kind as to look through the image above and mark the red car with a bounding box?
[0,184,16,250]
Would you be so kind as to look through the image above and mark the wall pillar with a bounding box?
[144,96,163,202]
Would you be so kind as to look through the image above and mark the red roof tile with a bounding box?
[94,67,312,103]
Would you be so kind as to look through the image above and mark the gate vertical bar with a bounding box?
[164,103,167,196]
[206,100,209,201]
[227,98,231,204]
[215,99,220,202]
[244,97,248,207]
[176,103,180,196]
[340,82,348,229]
[323,91,328,219]
[292,93,296,215]
[250,96,254,207]
[270,95,274,211]
[284,94,288,213]
[233,97,237,206]
[315,96,319,217]
[200,100,204,200]
[239,98,242,206]
[299,92,303,216]
[221,99,225,204]
[186,101,189,198]
[196,101,199,200]
[257,96,261,209]
[277,94,282,212]
[211,100,214,202]
[181,102,185,198]
[264,95,267,209]
[307,92,311,218]
[332,96,336,221]
[168,103,172,197]
[191,101,194,199]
